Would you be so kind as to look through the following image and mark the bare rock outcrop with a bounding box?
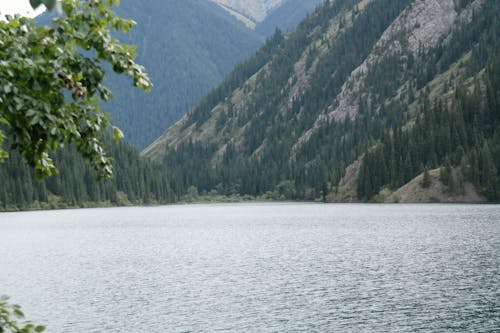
[295,0,463,151]
[327,0,458,121]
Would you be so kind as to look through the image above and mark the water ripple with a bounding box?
[0,203,498,332]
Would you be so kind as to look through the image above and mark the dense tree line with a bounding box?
[0,137,176,210]
[358,57,500,200]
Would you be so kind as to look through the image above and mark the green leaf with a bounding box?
[34,325,46,332]
[112,126,124,142]
[26,109,37,118]
[13,308,24,318]
[29,115,41,126]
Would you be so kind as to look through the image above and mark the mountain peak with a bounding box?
[210,0,286,28]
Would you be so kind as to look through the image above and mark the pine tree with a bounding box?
[422,168,432,188]
[479,143,498,200]
[440,160,455,193]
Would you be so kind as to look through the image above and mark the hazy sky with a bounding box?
[0,0,45,19]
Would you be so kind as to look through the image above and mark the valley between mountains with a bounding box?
[0,0,498,210]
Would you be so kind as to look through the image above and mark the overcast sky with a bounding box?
[0,0,45,19]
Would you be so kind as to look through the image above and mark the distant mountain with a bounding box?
[144,0,500,202]
[210,0,323,34]
[103,0,262,149]
[96,0,319,149]
[210,0,286,28]
[36,1,260,149]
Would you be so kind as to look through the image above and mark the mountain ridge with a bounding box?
[96,0,322,149]
[144,0,499,202]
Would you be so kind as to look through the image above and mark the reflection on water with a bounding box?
[0,203,499,332]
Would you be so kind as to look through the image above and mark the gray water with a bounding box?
[0,203,499,332]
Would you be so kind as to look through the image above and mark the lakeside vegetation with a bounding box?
[0,137,176,211]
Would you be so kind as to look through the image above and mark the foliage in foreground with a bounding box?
[0,0,151,179]
[0,296,44,333]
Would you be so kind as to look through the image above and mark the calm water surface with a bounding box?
[0,203,499,332]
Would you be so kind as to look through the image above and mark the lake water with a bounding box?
[0,203,499,332]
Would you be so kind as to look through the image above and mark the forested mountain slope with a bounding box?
[145,0,500,202]
[78,0,319,149]
[210,0,322,33]
[104,0,262,149]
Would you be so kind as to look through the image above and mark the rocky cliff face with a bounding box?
[297,0,476,147]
